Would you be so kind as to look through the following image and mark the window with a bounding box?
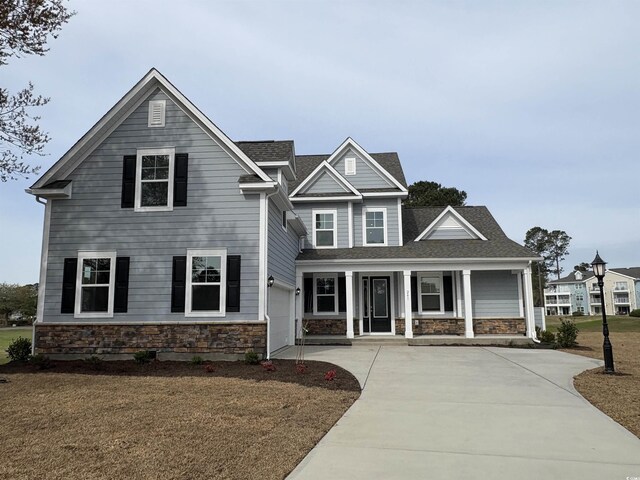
[615,281,629,291]
[313,210,337,248]
[418,273,444,313]
[186,249,227,316]
[282,210,288,231]
[135,148,175,211]
[314,274,338,314]
[148,100,166,127]
[363,208,387,246]
[75,251,116,317]
[577,306,584,313]
[576,294,584,301]
[345,157,356,175]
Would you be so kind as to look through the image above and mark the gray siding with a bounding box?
[428,228,475,240]
[267,200,299,286]
[471,271,521,318]
[332,148,394,190]
[295,202,349,249]
[44,89,261,322]
[353,198,400,247]
[302,171,349,194]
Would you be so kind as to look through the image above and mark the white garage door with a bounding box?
[268,285,293,354]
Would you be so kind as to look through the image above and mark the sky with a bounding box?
[1,0,639,284]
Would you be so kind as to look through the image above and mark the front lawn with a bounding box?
[0,327,31,364]
[545,315,640,332]
[0,359,360,479]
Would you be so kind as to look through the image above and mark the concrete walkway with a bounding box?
[274,345,640,480]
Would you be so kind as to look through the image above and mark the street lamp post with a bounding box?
[591,252,615,374]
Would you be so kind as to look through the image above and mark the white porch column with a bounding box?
[462,270,474,338]
[523,266,536,339]
[295,271,303,338]
[345,271,354,339]
[403,270,413,339]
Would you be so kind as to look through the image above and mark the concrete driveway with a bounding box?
[274,345,640,479]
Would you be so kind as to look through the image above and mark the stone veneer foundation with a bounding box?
[35,323,266,356]
[473,318,526,335]
[303,318,360,336]
[395,318,526,336]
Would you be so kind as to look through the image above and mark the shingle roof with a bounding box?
[297,206,537,261]
[235,140,295,165]
[610,267,640,280]
[549,267,640,284]
[291,152,407,192]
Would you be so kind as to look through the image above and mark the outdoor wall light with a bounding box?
[591,251,615,374]
[267,275,275,288]
[295,287,301,296]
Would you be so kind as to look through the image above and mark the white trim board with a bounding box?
[414,206,488,241]
[290,161,361,197]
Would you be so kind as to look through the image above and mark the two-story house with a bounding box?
[545,268,640,316]
[27,69,540,359]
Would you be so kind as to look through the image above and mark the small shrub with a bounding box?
[295,363,307,374]
[244,350,260,365]
[29,354,51,370]
[571,311,584,317]
[630,309,640,318]
[203,364,215,373]
[84,355,103,370]
[191,356,204,365]
[261,360,276,372]
[556,318,579,348]
[324,369,336,381]
[133,350,153,364]
[6,337,31,362]
[538,329,556,344]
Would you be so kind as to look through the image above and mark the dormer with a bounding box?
[415,206,487,241]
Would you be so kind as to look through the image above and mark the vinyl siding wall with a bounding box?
[295,202,349,249]
[353,199,400,247]
[471,270,520,318]
[332,148,394,189]
[43,89,261,323]
[302,171,349,194]
[267,200,300,286]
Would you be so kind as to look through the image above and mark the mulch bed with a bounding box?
[0,358,361,392]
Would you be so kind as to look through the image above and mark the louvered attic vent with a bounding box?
[148,100,166,127]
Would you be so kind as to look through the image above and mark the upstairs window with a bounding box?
[135,148,175,211]
[313,210,337,248]
[363,208,387,246]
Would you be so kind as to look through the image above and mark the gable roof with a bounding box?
[30,68,272,190]
[235,140,295,165]
[550,267,640,284]
[290,161,361,197]
[297,206,538,261]
[291,152,407,193]
[610,267,640,280]
[414,205,487,241]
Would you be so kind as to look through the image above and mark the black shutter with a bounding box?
[121,155,136,208]
[443,275,454,312]
[338,276,346,312]
[304,277,313,313]
[171,256,187,312]
[411,276,418,312]
[226,255,241,312]
[174,153,188,207]
[114,257,130,313]
[61,258,78,314]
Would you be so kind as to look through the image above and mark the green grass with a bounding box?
[545,315,640,333]
[0,327,32,364]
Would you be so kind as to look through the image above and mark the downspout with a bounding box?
[32,196,48,356]
[264,188,279,360]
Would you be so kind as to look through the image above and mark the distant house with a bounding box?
[27,69,540,359]
[545,268,640,316]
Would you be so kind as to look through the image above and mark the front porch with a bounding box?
[299,334,534,347]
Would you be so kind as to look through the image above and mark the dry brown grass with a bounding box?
[562,332,640,438]
[0,373,358,479]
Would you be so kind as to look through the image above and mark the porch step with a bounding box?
[408,336,534,347]
[351,336,408,346]
[298,336,352,346]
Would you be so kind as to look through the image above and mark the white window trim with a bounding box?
[345,156,356,175]
[362,207,388,247]
[417,272,445,315]
[313,273,339,315]
[74,251,117,318]
[312,209,338,249]
[134,147,175,212]
[185,249,227,318]
[148,99,166,127]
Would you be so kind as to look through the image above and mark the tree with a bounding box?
[0,283,38,325]
[574,262,590,272]
[0,0,74,181]
[405,180,467,207]
[524,227,572,282]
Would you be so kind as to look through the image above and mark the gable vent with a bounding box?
[345,157,356,175]
[148,100,166,127]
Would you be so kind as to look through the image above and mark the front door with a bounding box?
[363,276,391,333]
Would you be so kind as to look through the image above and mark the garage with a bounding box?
[268,284,293,354]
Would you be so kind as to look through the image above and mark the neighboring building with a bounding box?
[545,268,640,316]
[27,69,540,359]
